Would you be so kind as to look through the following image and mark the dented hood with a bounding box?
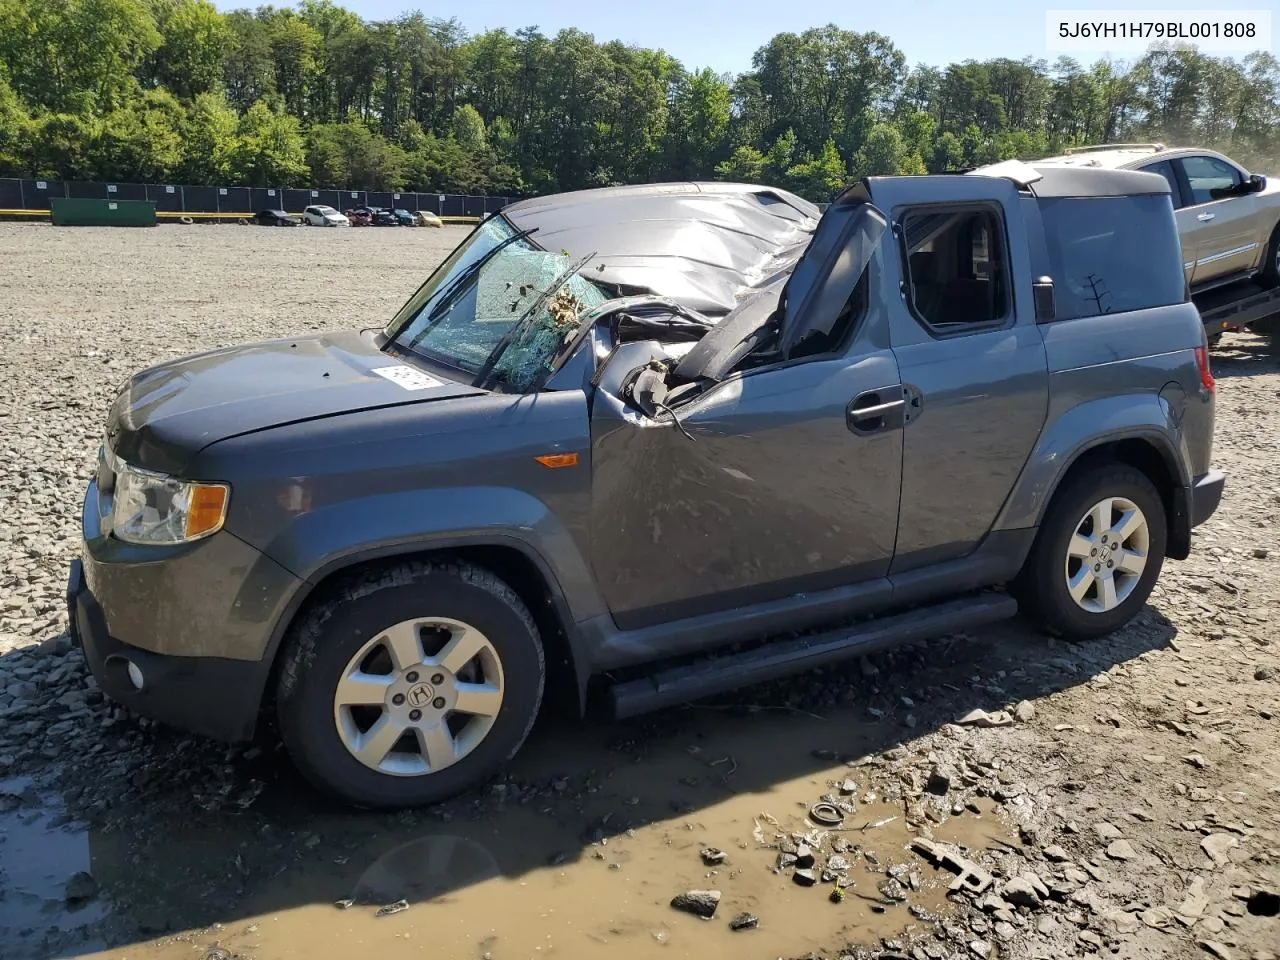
[501,182,820,318]
[105,329,483,475]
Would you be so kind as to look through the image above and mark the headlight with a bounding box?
[106,450,229,545]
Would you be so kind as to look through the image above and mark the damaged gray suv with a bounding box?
[69,167,1225,808]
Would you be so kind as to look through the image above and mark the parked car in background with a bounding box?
[69,175,1223,810]
[364,207,402,227]
[391,208,417,226]
[303,205,350,227]
[1007,144,1280,295]
[414,210,444,228]
[254,209,300,227]
[345,208,373,227]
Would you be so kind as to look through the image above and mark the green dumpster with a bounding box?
[50,197,157,227]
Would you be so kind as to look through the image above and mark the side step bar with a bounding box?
[607,592,1017,719]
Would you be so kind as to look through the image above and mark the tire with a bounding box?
[276,560,545,810]
[1012,462,1167,641]
[1262,226,1280,288]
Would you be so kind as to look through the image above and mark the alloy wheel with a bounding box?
[332,617,505,776]
[1063,496,1150,613]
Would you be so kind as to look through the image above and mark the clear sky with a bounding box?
[214,0,1276,73]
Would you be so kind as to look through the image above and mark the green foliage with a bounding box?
[180,91,237,182]
[306,120,406,189]
[227,99,307,186]
[450,104,487,154]
[715,145,766,183]
[0,64,29,177]
[27,113,101,180]
[851,124,925,177]
[787,139,848,199]
[0,0,160,113]
[97,87,185,181]
[148,0,231,99]
[0,5,1275,201]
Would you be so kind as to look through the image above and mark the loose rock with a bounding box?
[1105,839,1137,861]
[957,708,1013,728]
[64,871,98,904]
[1000,877,1043,909]
[670,890,721,919]
[1201,833,1239,865]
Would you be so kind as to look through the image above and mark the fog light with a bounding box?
[125,660,145,691]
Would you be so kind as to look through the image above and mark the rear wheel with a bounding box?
[1013,462,1167,641]
[277,561,545,809]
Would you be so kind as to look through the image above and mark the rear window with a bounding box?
[1037,195,1186,321]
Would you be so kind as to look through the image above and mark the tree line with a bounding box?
[0,0,1277,202]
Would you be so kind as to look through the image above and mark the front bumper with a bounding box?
[68,478,305,742]
[67,559,268,741]
[1191,469,1226,528]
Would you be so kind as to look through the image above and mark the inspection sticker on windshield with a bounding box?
[371,365,444,391]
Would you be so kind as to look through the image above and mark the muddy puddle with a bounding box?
[8,703,1017,960]
[0,777,109,958]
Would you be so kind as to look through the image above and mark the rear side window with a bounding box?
[1137,160,1183,207]
[900,206,1010,332]
[1037,195,1186,321]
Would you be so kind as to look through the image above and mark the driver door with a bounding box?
[588,200,904,631]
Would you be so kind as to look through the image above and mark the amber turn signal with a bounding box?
[534,452,579,469]
[184,483,230,539]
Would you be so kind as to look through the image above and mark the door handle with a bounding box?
[849,400,905,422]
[1197,212,1216,222]
[846,392,906,434]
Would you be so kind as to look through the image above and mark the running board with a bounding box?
[607,593,1017,719]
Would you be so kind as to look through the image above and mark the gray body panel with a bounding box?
[587,319,902,629]
[865,175,1050,569]
[190,389,606,628]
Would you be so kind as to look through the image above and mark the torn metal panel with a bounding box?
[502,182,820,318]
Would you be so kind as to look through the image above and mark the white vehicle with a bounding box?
[303,205,350,227]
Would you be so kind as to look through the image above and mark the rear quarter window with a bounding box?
[1037,195,1186,321]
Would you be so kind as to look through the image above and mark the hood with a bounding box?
[106,330,484,475]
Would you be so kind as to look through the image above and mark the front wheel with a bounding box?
[1013,462,1167,641]
[1261,226,1280,288]
[277,561,545,809]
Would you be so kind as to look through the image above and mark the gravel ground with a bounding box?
[0,222,1277,960]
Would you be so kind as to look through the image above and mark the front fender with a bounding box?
[264,485,606,626]
[994,391,1191,533]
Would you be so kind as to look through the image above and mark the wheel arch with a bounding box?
[256,537,585,737]
[1036,435,1191,561]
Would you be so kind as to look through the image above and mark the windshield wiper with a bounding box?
[405,225,540,350]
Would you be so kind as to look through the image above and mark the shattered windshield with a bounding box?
[384,215,608,391]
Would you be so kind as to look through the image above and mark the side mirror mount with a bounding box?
[1033,276,1056,323]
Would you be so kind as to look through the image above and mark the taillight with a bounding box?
[1195,345,1215,394]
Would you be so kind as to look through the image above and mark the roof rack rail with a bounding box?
[1063,142,1165,155]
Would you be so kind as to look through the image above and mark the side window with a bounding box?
[1138,160,1183,208]
[1178,155,1243,205]
[900,206,1010,332]
[1037,195,1186,320]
